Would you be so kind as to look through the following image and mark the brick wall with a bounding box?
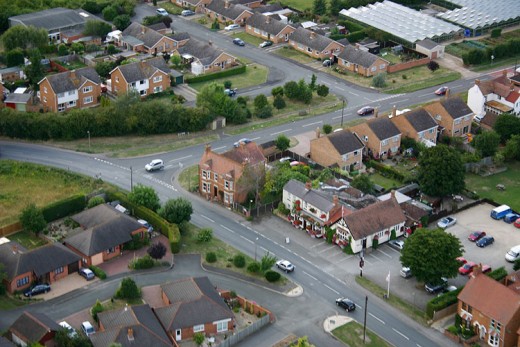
[50,61,69,73]
[0,222,22,237]
[387,57,430,74]
[220,290,275,322]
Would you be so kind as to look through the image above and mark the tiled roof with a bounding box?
[254,3,284,13]
[171,32,190,42]
[284,179,335,212]
[506,91,520,103]
[4,93,32,104]
[400,201,429,221]
[231,0,261,5]
[458,273,520,323]
[368,116,401,140]
[246,13,294,35]
[199,143,265,179]
[401,108,437,132]
[9,311,61,343]
[9,8,95,31]
[440,98,473,119]
[338,45,385,68]
[481,111,498,128]
[147,22,169,32]
[42,67,100,94]
[0,336,15,347]
[415,38,439,50]
[113,57,169,83]
[289,27,343,52]
[206,0,252,20]
[122,22,170,49]
[327,130,364,154]
[178,40,225,66]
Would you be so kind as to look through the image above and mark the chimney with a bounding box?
[333,195,339,206]
[12,245,17,254]
[316,126,321,138]
[392,105,397,118]
[475,79,480,85]
[305,181,312,191]
[374,107,379,118]
[444,88,450,99]
[502,69,508,77]
[208,40,213,46]
[310,31,316,39]
[70,70,76,80]
[127,328,134,341]
[471,264,483,278]
[205,144,211,153]
[141,26,146,35]
[390,190,396,200]
[224,0,230,8]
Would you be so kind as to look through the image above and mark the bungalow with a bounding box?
[173,0,212,13]
[337,45,389,77]
[109,57,171,97]
[310,128,364,172]
[288,27,344,60]
[120,22,178,55]
[350,115,401,159]
[8,311,61,347]
[424,97,473,138]
[175,40,237,74]
[205,0,253,25]
[245,13,295,43]
[389,106,438,147]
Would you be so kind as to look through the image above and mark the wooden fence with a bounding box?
[0,222,22,237]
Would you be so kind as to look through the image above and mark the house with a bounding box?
[337,45,389,77]
[457,269,520,347]
[282,180,351,237]
[63,204,146,267]
[198,143,265,205]
[173,0,211,13]
[155,277,235,342]
[423,97,473,137]
[467,73,520,119]
[230,0,262,8]
[0,240,81,294]
[175,40,237,74]
[39,67,101,112]
[350,115,401,159]
[310,128,364,172]
[245,13,295,44]
[120,22,178,55]
[147,22,173,35]
[91,304,171,347]
[205,0,253,25]
[389,106,438,147]
[415,38,444,59]
[4,89,37,112]
[288,27,345,60]
[8,311,61,347]
[109,57,171,97]
[333,192,406,253]
[0,66,25,83]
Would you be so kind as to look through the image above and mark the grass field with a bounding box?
[278,0,313,12]
[189,63,268,91]
[332,320,393,347]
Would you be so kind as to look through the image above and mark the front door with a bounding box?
[175,329,181,341]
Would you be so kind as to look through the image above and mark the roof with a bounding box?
[338,45,385,68]
[9,8,96,31]
[231,0,261,5]
[4,93,31,104]
[400,201,430,221]
[246,13,294,35]
[437,0,520,30]
[284,179,335,213]
[254,3,284,13]
[122,22,171,49]
[206,0,253,20]
[199,142,265,179]
[9,311,61,343]
[416,38,440,50]
[440,98,473,119]
[289,27,343,52]
[113,57,169,83]
[0,336,15,347]
[156,277,234,331]
[0,241,80,280]
[147,22,169,32]
[475,77,516,98]
[41,67,100,94]
[367,116,401,140]
[399,108,437,132]
[171,32,190,42]
[378,190,411,204]
[506,91,520,103]
[327,130,364,154]
[458,273,520,323]
[344,197,406,240]
[178,40,230,66]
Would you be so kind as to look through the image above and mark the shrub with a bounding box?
[247,262,261,273]
[224,80,232,89]
[426,287,462,318]
[255,105,273,119]
[233,254,246,268]
[371,73,387,88]
[489,266,508,280]
[123,234,148,251]
[130,255,155,269]
[316,84,329,97]
[260,253,277,272]
[20,203,46,234]
[322,124,332,134]
[197,228,213,242]
[193,332,205,346]
[372,238,379,250]
[87,196,105,208]
[115,277,141,300]
[446,325,459,335]
[276,202,290,215]
[147,242,167,260]
[206,252,217,263]
[271,86,284,97]
[491,28,502,38]
[91,299,104,322]
[89,265,107,280]
[265,270,281,282]
[273,95,286,109]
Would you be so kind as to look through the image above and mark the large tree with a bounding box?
[159,198,193,224]
[83,20,112,38]
[504,134,520,161]
[350,174,375,194]
[472,130,500,157]
[24,49,45,90]
[20,203,46,234]
[275,134,290,151]
[237,162,266,207]
[400,228,463,285]
[1,25,48,51]
[128,184,160,211]
[417,144,464,197]
[494,113,520,143]
[313,0,327,15]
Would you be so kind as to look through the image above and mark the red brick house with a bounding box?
[245,13,295,44]
[109,57,171,97]
[389,107,438,147]
[310,128,364,172]
[288,27,345,60]
[205,0,253,25]
[423,97,473,138]
[337,45,389,77]
[8,311,61,347]
[350,115,402,159]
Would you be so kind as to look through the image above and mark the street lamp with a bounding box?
[87,130,91,149]
[254,237,259,262]
[249,199,253,213]
[340,99,346,128]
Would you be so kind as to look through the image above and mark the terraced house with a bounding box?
[310,128,364,172]
[390,107,438,147]
[350,115,402,159]
[120,22,179,55]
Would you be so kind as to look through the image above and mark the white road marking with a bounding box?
[220,225,236,234]
[310,241,326,249]
[369,313,385,324]
[303,271,318,281]
[317,245,337,254]
[240,235,254,244]
[332,115,342,119]
[397,98,409,103]
[418,93,431,97]
[416,344,423,347]
[270,129,292,136]
[355,304,363,309]
[165,165,174,169]
[260,246,269,253]
[369,254,384,262]
[251,137,261,141]
[337,255,354,263]
[324,284,340,295]
[452,84,463,88]
[201,215,214,222]
[303,121,323,127]
[350,92,359,96]
[377,249,392,258]
[393,328,409,340]
[168,155,192,163]
[336,87,346,91]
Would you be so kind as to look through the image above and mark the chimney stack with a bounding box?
[444,88,450,99]
[316,126,321,138]
[70,70,76,80]
[208,40,213,46]
[475,79,480,85]
[205,144,211,153]
[127,328,134,341]
[392,105,397,118]
[390,190,396,200]
[502,69,508,77]
[305,181,312,191]
[266,16,271,24]
[310,31,316,39]
[12,245,17,254]
[471,264,483,278]
[224,0,230,8]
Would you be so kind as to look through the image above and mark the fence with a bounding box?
[0,222,22,237]
[233,201,279,217]
[215,315,270,347]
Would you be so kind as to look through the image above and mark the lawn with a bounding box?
[178,165,199,193]
[369,173,401,190]
[233,32,265,47]
[273,46,316,64]
[189,63,269,91]
[277,0,312,12]
[465,162,520,211]
[7,230,48,249]
[332,320,393,347]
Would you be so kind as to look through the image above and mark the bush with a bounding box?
[197,228,213,242]
[206,252,217,263]
[273,95,286,110]
[276,202,290,215]
[20,204,46,234]
[371,73,387,88]
[123,234,148,251]
[91,299,104,322]
[491,28,502,38]
[147,242,166,260]
[87,196,105,208]
[185,65,246,83]
[366,160,406,182]
[271,86,284,97]
[41,194,86,222]
[255,105,273,119]
[316,84,329,97]
[89,265,107,280]
[426,287,462,318]
[265,270,281,282]
[130,254,155,269]
[115,277,141,300]
[247,262,261,273]
[233,254,246,268]
[446,325,459,335]
[322,124,332,134]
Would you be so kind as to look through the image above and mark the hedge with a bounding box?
[345,31,366,44]
[426,287,462,318]
[185,65,246,83]
[89,265,107,280]
[487,266,507,281]
[42,194,86,222]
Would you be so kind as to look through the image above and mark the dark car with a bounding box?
[336,297,356,311]
[322,59,333,67]
[468,231,486,242]
[435,86,449,95]
[24,283,51,297]
[357,106,375,116]
[232,38,245,46]
[476,235,494,248]
[224,88,237,97]
[425,278,447,294]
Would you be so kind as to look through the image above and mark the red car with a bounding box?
[514,218,520,228]
[456,256,467,265]
[470,265,492,276]
[468,231,486,242]
[459,261,477,275]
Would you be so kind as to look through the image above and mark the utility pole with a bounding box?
[340,99,346,128]
[130,166,133,192]
[363,296,368,343]
[87,130,90,149]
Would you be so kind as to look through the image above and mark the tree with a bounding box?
[159,198,193,224]
[83,20,112,38]
[418,145,465,197]
[113,15,131,31]
[472,130,500,157]
[400,228,463,285]
[95,61,116,78]
[271,86,284,97]
[82,1,102,14]
[147,242,167,260]
[102,5,118,21]
[283,80,299,99]
[162,16,173,28]
[322,124,332,134]
[494,113,520,143]
[70,42,84,54]
[1,26,48,51]
[6,48,24,67]
[253,94,268,111]
[193,332,205,346]
[504,134,520,161]
[223,80,232,89]
[54,329,92,347]
[313,0,327,15]
[328,0,343,15]
[298,79,313,104]
[170,54,182,67]
[115,277,141,300]
[275,134,290,151]
[309,74,317,91]
[91,299,104,322]
[24,48,45,90]
[371,72,387,88]
[128,184,161,211]
[237,162,266,207]
[427,60,440,72]
[58,44,69,56]
[255,105,273,119]
[273,94,286,109]
[350,174,375,194]
[316,84,329,97]
[20,203,46,234]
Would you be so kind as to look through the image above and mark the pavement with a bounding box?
[323,314,353,333]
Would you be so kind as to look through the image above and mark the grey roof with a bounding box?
[246,13,294,36]
[416,38,439,50]
[437,0,520,30]
[114,57,170,83]
[231,0,261,5]
[43,67,100,94]
[121,35,143,46]
[206,0,253,20]
[0,66,24,74]
[9,311,61,343]
[289,27,343,52]
[0,336,15,347]
[283,179,335,212]
[9,8,96,31]
[178,40,227,66]
[0,241,80,279]
[368,117,401,140]
[327,130,364,155]
[338,45,384,68]
[5,93,31,104]
[147,22,169,32]
[441,98,474,119]
[402,108,437,132]
[254,3,284,13]
[122,22,170,49]
[171,32,190,42]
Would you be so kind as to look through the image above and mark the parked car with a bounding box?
[425,278,447,294]
[506,245,520,262]
[470,265,492,276]
[336,297,356,311]
[434,86,449,95]
[79,268,95,280]
[468,231,486,242]
[443,285,458,294]
[59,321,78,338]
[276,259,294,272]
[357,106,375,116]
[156,8,168,16]
[138,219,154,232]
[232,38,245,46]
[476,235,494,248]
[224,88,237,97]
[145,159,164,172]
[400,267,412,278]
[233,138,251,147]
[515,218,520,228]
[81,321,95,337]
[225,24,240,31]
[279,157,295,163]
[259,40,273,48]
[181,9,195,16]
[23,283,51,297]
[504,213,520,224]
[389,240,405,251]
[459,261,477,275]
[452,194,464,202]
[322,59,333,67]
[456,256,467,265]
[437,216,456,229]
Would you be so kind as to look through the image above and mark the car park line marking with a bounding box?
[363,258,373,265]
[201,215,215,223]
[220,225,236,234]
[392,328,409,340]
[386,247,401,255]
[337,255,354,263]
[168,155,192,163]
[317,245,337,254]
[303,271,318,281]
[369,313,385,324]
[303,121,323,127]
[377,249,393,258]
[270,129,292,136]
[324,284,340,294]
[310,241,326,249]
[368,253,384,262]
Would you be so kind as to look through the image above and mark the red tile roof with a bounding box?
[506,91,520,103]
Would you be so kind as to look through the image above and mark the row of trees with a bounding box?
[462,38,520,66]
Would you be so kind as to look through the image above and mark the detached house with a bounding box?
[245,13,295,44]
[8,311,61,347]
[467,72,520,119]
[205,0,253,25]
[110,57,171,97]
[39,67,101,112]
[175,40,237,74]
[350,115,401,159]
[288,27,344,60]
[173,0,212,13]
[337,45,389,77]
[120,22,178,55]
[310,128,364,172]
[198,143,266,205]
[424,97,473,138]
[390,107,438,147]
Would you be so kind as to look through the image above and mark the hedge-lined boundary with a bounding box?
[366,160,409,182]
[185,65,246,83]
[42,194,86,222]
[426,287,462,318]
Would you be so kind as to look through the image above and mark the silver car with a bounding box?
[437,216,457,229]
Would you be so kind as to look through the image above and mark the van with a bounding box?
[506,245,520,262]
[491,205,512,220]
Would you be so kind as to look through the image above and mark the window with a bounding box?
[193,324,204,332]
[165,43,170,49]
[68,91,75,96]
[307,47,312,52]
[418,131,425,139]
[464,115,470,122]
[324,50,329,55]
[202,182,210,193]
[58,93,65,98]
[488,334,499,346]
[391,146,399,153]
[254,28,259,33]
[354,150,359,156]
[202,170,209,179]
[216,321,228,332]
[43,87,47,94]
[380,64,385,69]
[140,90,147,96]
[429,128,434,134]
[84,96,93,104]
[381,139,388,146]
[153,76,163,83]
[54,266,64,274]
[224,193,233,203]
[68,100,76,107]
[225,181,233,190]
[214,173,218,181]
[371,66,376,72]
[107,247,115,254]
[82,258,88,265]
[115,77,119,82]
[43,96,47,103]
[58,103,65,112]
[393,135,399,143]
[83,86,93,93]
[342,153,349,161]
[140,80,145,85]
[455,119,461,125]
[153,86,162,93]
[16,276,29,287]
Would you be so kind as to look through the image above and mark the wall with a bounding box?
[386,57,430,73]
[220,291,275,322]
[50,61,69,73]
[432,303,458,321]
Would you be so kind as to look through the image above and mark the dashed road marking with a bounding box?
[143,175,177,192]
[393,328,409,340]
[94,157,130,171]
[220,225,236,234]
[369,313,385,324]
[303,271,318,281]
[271,129,292,136]
[324,284,339,295]
[201,215,215,223]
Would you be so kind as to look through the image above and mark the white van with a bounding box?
[505,245,520,262]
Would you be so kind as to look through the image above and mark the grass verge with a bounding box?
[189,63,268,91]
[0,295,28,310]
[273,46,316,64]
[332,320,393,347]
[178,165,199,192]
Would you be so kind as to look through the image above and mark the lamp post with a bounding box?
[340,99,346,128]
[254,237,259,262]
[87,130,91,149]
[249,199,253,214]
[130,166,133,192]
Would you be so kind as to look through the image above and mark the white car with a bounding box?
[276,259,294,273]
[145,159,164,172]
[389,240,405,251]
[233,138,251,147]
[225,24,240,31]
[81,321,95,337]
[138,219,154,232]
[59,321,78,338]
[437,216,457,229]
[156,8,168,16]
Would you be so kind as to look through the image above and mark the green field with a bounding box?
[332,320,394,347]
[189,63,269,90]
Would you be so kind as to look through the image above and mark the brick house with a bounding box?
[0,241,81,294]
[39,67,101,112]
[8,311,61,347]
[310,128,364,172]
[198,143,265,205]
[173,0,212,13]
[389,107,438,147]
[120,22,178,55]
[109,57,171,97]
[288,27,345,60]
[231,0,262,8]
[424,97,473,138]
[245,13,295,44]
[350,115,401,159]
[337,45,389,77]
[63,204,146,267]
[205,0,253,25]
[175,40,237,74]
[155,277,235,342]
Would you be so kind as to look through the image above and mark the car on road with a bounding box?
[389,240,405,251]
[225,24,240,31]
[459,261,477,275]
[276,259,294,272]
[400,267,412,278]
[425,277,447,294]
[434,86,449,95]
[145,159,164,172]
[181,9,195,16]
[259,40,273,48]
[437,216,456,229]
[468,231,486,242]
[79,268,95,280]
[59,321,78,338]
[476,235,494,248]
[24,283,51,297]
[336,297,356,311]
[357,106,375,116]
[224,88,237,97]
[81,321,95,337]
[156,8,168,16]
[233,38,245,46]
[233,138,251,147]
